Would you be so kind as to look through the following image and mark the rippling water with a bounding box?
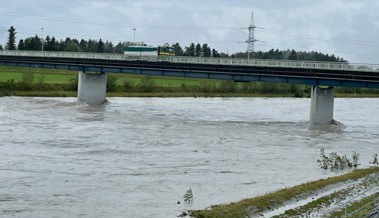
[0,97,378,218]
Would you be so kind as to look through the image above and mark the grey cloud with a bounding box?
[0,0,378,63]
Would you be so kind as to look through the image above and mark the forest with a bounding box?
[2,26,346,63]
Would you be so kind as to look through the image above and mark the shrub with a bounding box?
[139,76,155,92]
[317,148,360,171]
[123,78,135,91]
[106,74,118,92]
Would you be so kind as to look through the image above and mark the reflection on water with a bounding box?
[0,97,378,218]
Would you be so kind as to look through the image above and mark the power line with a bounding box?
[3,10,379,48]
[256,27,379,47]
[0,11,242,30]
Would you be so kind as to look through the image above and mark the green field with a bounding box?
[1,65,379,97]
[0,66,219,87]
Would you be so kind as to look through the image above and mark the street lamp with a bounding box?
[41,28,44,53]
[133,28,136,45]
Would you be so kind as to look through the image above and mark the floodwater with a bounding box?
[0,97,378,218]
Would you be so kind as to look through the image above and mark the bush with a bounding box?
[139,76,155,92]
[317,148,360,171]
[123,78,135,91]
[200,81,216,93]
[67,76,78,91]
[106,74,118,92]
[241,82,255,93]
[0,79,16,91]
[219,80,237,93]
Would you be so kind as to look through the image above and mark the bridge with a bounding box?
[1,50,379,129]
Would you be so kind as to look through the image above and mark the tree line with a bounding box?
[2,26,346,62]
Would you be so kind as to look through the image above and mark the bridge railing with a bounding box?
[1,50,379,73]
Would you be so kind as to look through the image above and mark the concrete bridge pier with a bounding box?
[309,86,335,129]
[78,71,107,105]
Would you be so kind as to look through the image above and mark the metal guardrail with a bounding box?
[344,187,379,218]
[1,50,379,73]
[345,196,379,218]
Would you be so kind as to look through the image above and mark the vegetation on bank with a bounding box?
[5,25,347,62]
[330,192,379,217]
[187,167,379,218]
[1,66,379,97]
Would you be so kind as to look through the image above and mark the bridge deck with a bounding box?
[1,51,379,88]
[1,50,379,72]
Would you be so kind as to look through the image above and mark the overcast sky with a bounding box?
[1,0,379,63]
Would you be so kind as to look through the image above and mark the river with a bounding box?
[0,97,378,218]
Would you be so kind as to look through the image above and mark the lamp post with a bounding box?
[41,28,44,53]
[133,28,136,45]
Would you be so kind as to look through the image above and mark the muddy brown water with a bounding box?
[0,97,378,217]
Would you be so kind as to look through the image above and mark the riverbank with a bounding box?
[186,167,379,218]
[2,66,379,98]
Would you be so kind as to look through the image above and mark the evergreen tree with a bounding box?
[0,44,3,50]
[288,49,298,60]
[114,41,124,54]
[17,39,25,50]
[44,36,51,51]
[104,40,114,53]
[202,43,211,57]
[184,43,195,56]
[195,43,202,56]
[212,48,220,57]
[97,38,105,53]
[46,36,58,51]
[172,43,183,56]
[79,39,87,52]
[87,39,98,52]
[57,39,65,51]
[6,26,17,50]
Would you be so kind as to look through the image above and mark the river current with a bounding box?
[0,97,378,218]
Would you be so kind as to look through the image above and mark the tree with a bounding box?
[17,39,25,50]
[97,38,105,53]
[6,26,17,50]
[79,39,87,52]
[184,43,195,56]
[46,36,58,51]
[202,43,211,57]
[195,43,202,56]
[0,44,3,50]
[212,48,220,57]
[172,43,184,56]
[64,41,82,52]
[23,35,41,50]
[288,49,298,60]
[114,42,124,53]
[104,40,114,53]
[44,36,51,51]
[87,39,98,52]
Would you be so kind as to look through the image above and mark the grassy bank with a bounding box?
[1,66,379,97]
[187,167,379,218]
[330,192,379,217]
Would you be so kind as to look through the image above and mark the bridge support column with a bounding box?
[310,86,335,129]
[78,71,107,105]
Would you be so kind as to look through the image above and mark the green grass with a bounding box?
[188,167,379,218]
[0,66,220,87]
[2,65,379,98]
